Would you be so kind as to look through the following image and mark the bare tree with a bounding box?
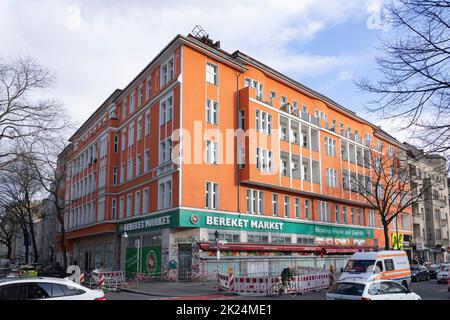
[349,145,427,249]
[357,0,450,154]
[29,140,72,269]
[0,156,43,263]
[0,57,70,170]
[0,208,18,261]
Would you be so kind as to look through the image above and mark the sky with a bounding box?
[0,0,411,143]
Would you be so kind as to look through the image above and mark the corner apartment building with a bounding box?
[57,33,413,277]
[406,144,449,263]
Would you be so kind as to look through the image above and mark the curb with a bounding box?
[118,288,240,298]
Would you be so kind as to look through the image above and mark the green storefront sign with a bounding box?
[125,246,161,278]
[117,209,373,239]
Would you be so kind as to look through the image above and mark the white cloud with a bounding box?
[0,0,377,128]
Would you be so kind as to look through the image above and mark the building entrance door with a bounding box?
[178,244,192,281]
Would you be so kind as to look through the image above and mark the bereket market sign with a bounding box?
[117,209,374,239]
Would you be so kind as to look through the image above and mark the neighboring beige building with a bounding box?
[406,143,449,263]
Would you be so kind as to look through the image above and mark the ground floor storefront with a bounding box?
[112,208,412,280]
[56,208,412,278]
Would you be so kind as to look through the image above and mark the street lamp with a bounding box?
[214,230,220,284]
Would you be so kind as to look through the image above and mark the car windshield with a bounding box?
[410,266,418,270]
[440,265,449,271]
[328,282,366,296]
[344,260,376,273]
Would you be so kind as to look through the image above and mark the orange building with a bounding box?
[57,33,412,277]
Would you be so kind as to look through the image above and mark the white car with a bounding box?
[437,264,449,284]
[0,277,105,300]
[327,278,421,300]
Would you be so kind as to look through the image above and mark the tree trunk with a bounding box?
[23,233,29,264]
[7,241,12,260]
[383,223,390,250]
[57,211,67,269]
[27,213,39,263]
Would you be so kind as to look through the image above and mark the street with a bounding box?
[105,280,450,300]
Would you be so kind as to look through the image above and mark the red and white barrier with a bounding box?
[218,271,332,294]
[79,273,85,284]
[98,274,105,286]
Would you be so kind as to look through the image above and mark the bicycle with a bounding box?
[268,279,300,298]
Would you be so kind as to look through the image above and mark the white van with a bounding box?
[339,251,411,288]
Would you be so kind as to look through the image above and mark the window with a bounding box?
[111,199,117,220]
[114,135,119,153]
[129,93,136,115]
[325,137,337,157]
[255,110,272,135]
[305,199,311,219]
[248,234,269,243]
[284,196,290,217]
[326,168,338,188]
[343,206,348,224]
[159,139,172,164]
[136,155,141,176]
[137,118,142,141]
[113,167,118,185]
[127,194,132,217]
[319,201,330,222]
[351,208,356,224]
[384,259,395,271]
[146,78,151,100]
[128,123,134,147]
[161,57,174,86]
[122,99,127,120]
[295,198,300,218]
[256,147,273,173]
[246,189,264,214]
[205,182,219,209]
[143,189,149,214]
[145,110,150,136]
[206,99,218,124]
[120,163,125,183]
[160,94,173,125]
[127,158,133,180]
[121,130,126,151]
[139,86,143,107]
[144,149,149,172]
[135,191,141,215]
[335,205,340,223]
[119,197,124,219]
[358,208,363,225]
[280,96,287,105]
[0,284,23,300]
[206,140,218,164]
[272,194,279,216]
[206,63,218,85]
[158,179,172,210]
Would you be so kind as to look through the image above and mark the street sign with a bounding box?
[216,250,220,260]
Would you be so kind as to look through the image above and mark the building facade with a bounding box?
[406,144,449,263]
[57,33,413,278]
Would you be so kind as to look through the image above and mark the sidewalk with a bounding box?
[120,280,236,298]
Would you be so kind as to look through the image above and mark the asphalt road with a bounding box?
[105,279,450,301]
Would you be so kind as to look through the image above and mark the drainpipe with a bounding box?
[236,71,242,214]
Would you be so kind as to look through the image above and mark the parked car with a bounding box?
[0,277,105,300]
[428,264,441,279]
[37,266,66,278]
[411,265,429,282]
[437,264,450,284]
[327,278,421,300]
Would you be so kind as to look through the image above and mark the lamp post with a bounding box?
[214,230,220,284]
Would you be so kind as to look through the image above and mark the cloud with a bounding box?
[0,0,378,128]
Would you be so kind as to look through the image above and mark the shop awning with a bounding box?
[198,242,322,253]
